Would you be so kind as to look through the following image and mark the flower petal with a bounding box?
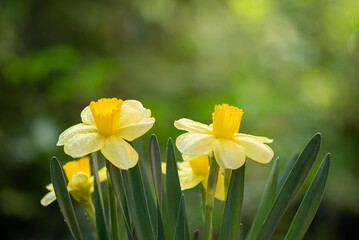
[40,191,56,206]
[64,132,105,158]
[57,123,98,146]
[234,133,273,143]
[234,136,274,163]
[101,136,138,170]
[119,100,152,127]
[177,161,206,190]
[81,106,96,125]
[117,118,155,141]
[174,118,212,134]
[176,133,214,155]
[212,139,246,169]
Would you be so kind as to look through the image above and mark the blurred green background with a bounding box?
[1,0,359,239]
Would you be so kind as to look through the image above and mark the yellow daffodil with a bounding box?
[162,155,225,200]
[41,157,107,206]
[174,104,274,169]
[57,98,155,169]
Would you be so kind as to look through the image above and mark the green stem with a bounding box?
[203,156,220,240]
[224,169,232,198]
[108,172,120,240]
[81,199,97,237]
[199,184,206,221]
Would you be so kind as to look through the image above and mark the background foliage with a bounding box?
[0,0,358,239]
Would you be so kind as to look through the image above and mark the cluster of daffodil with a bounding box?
[42,98,330,240]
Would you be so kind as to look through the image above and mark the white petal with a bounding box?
[176,133,214,155]
[174,118,212,134]
[119,100,152,127]
[117,118,155,141]
[64,132,105,158]
[40,191,56,206]
[234,133,273,143]
[101,136,138,170]
[234,136,274,163]
[81,106,96,125]
[212,139,246,169]
[57,123,97,146]
[182,154,201,161]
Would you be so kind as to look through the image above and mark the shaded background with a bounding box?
[1,0,359,239]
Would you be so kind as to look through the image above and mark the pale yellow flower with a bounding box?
[57,98,155,169]
[162,155,225,200]
[174,104,274,169]
[41,157,107,206]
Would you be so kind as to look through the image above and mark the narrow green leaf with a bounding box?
[107,161,133,240]
[108,173,120,240]
[246,158,279,240]
[284,154,330,240]
[50,157,83,240]
[192,230,199,240]
[91,153,109,240]
[121,164,155,240]
[150,134,162,207]
[165,138,182,232]
[277,153,299,192]
[174,195,185,240]
[157,202,165,240]
[218,164,245,240]
[255,133,321,240]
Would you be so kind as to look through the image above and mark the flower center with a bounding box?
[90,98,123,136]
[212,104,243,139]
[63,157,91,181]
[189,155,209,175]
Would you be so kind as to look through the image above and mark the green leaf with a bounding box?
[150,134,162,207]
[192,231,199,240]
[165,138,182,232]
[277,153,299,192]
[284,154,330,240]
[218,164,245,240]
[246,158,279,240]
[121,164,155,240]
[174,195,185,240]
[157,202,165,240]
[106,161,133,240]
[50,157,83,240]
[255,133,321,240]
[91,153,109,240]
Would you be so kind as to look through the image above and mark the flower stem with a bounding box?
[203,156,220,240]
[81,199,97,237]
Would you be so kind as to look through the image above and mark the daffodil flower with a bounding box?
[174,104,274,169]
[162,155,225,200]
[57,98,155,169]
[41,157,107,206]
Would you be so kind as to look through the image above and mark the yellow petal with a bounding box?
[40,191,56,206]
[80,106,96,125]
[234,136,274,163]
[176,133,214,156]
[64,132,105,158]
[63,157,91,181]
[174,118,212,134]
[117,118,155,141]
[212,139,246,169]
[101,135,138,169]
[119,100,152,127]
[67,172,91,203]
[234,133,273,143]
[57,123,98,146]
[45,183,54,191]
[177,161,205,190]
